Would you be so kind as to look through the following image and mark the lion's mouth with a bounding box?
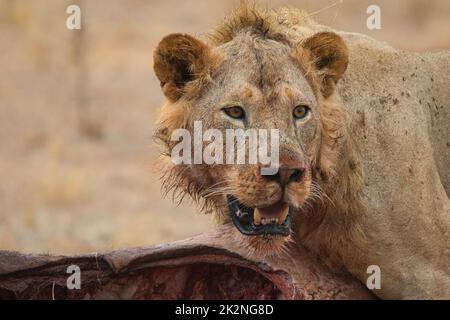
[227,195,292,236]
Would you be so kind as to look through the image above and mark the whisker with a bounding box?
[306,0,344,18]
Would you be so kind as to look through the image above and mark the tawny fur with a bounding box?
[153,4,450,299]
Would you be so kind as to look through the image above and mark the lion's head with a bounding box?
[153,6,363,262]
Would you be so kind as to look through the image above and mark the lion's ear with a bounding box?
[300,32,349,98]
[153,33,213,101]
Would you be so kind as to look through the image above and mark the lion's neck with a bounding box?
[296,136,369,274]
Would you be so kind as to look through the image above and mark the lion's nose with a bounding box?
[263,167,305,186]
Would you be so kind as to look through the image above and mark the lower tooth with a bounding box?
[261,218,277,225]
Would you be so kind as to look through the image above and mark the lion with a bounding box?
[152,4,450,299]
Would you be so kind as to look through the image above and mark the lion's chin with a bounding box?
[227,195,293,237]
[228,226,294,259]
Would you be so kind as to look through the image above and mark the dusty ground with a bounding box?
[0,0,449,255]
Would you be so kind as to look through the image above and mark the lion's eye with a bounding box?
[293,105,310,120]
[222,106,245,120]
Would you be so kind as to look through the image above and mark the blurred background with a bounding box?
[0,0,449,254]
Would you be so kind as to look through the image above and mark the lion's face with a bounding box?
[153,30,348,255]
[189,36,320,237]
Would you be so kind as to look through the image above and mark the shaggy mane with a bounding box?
[208,3,312,46]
